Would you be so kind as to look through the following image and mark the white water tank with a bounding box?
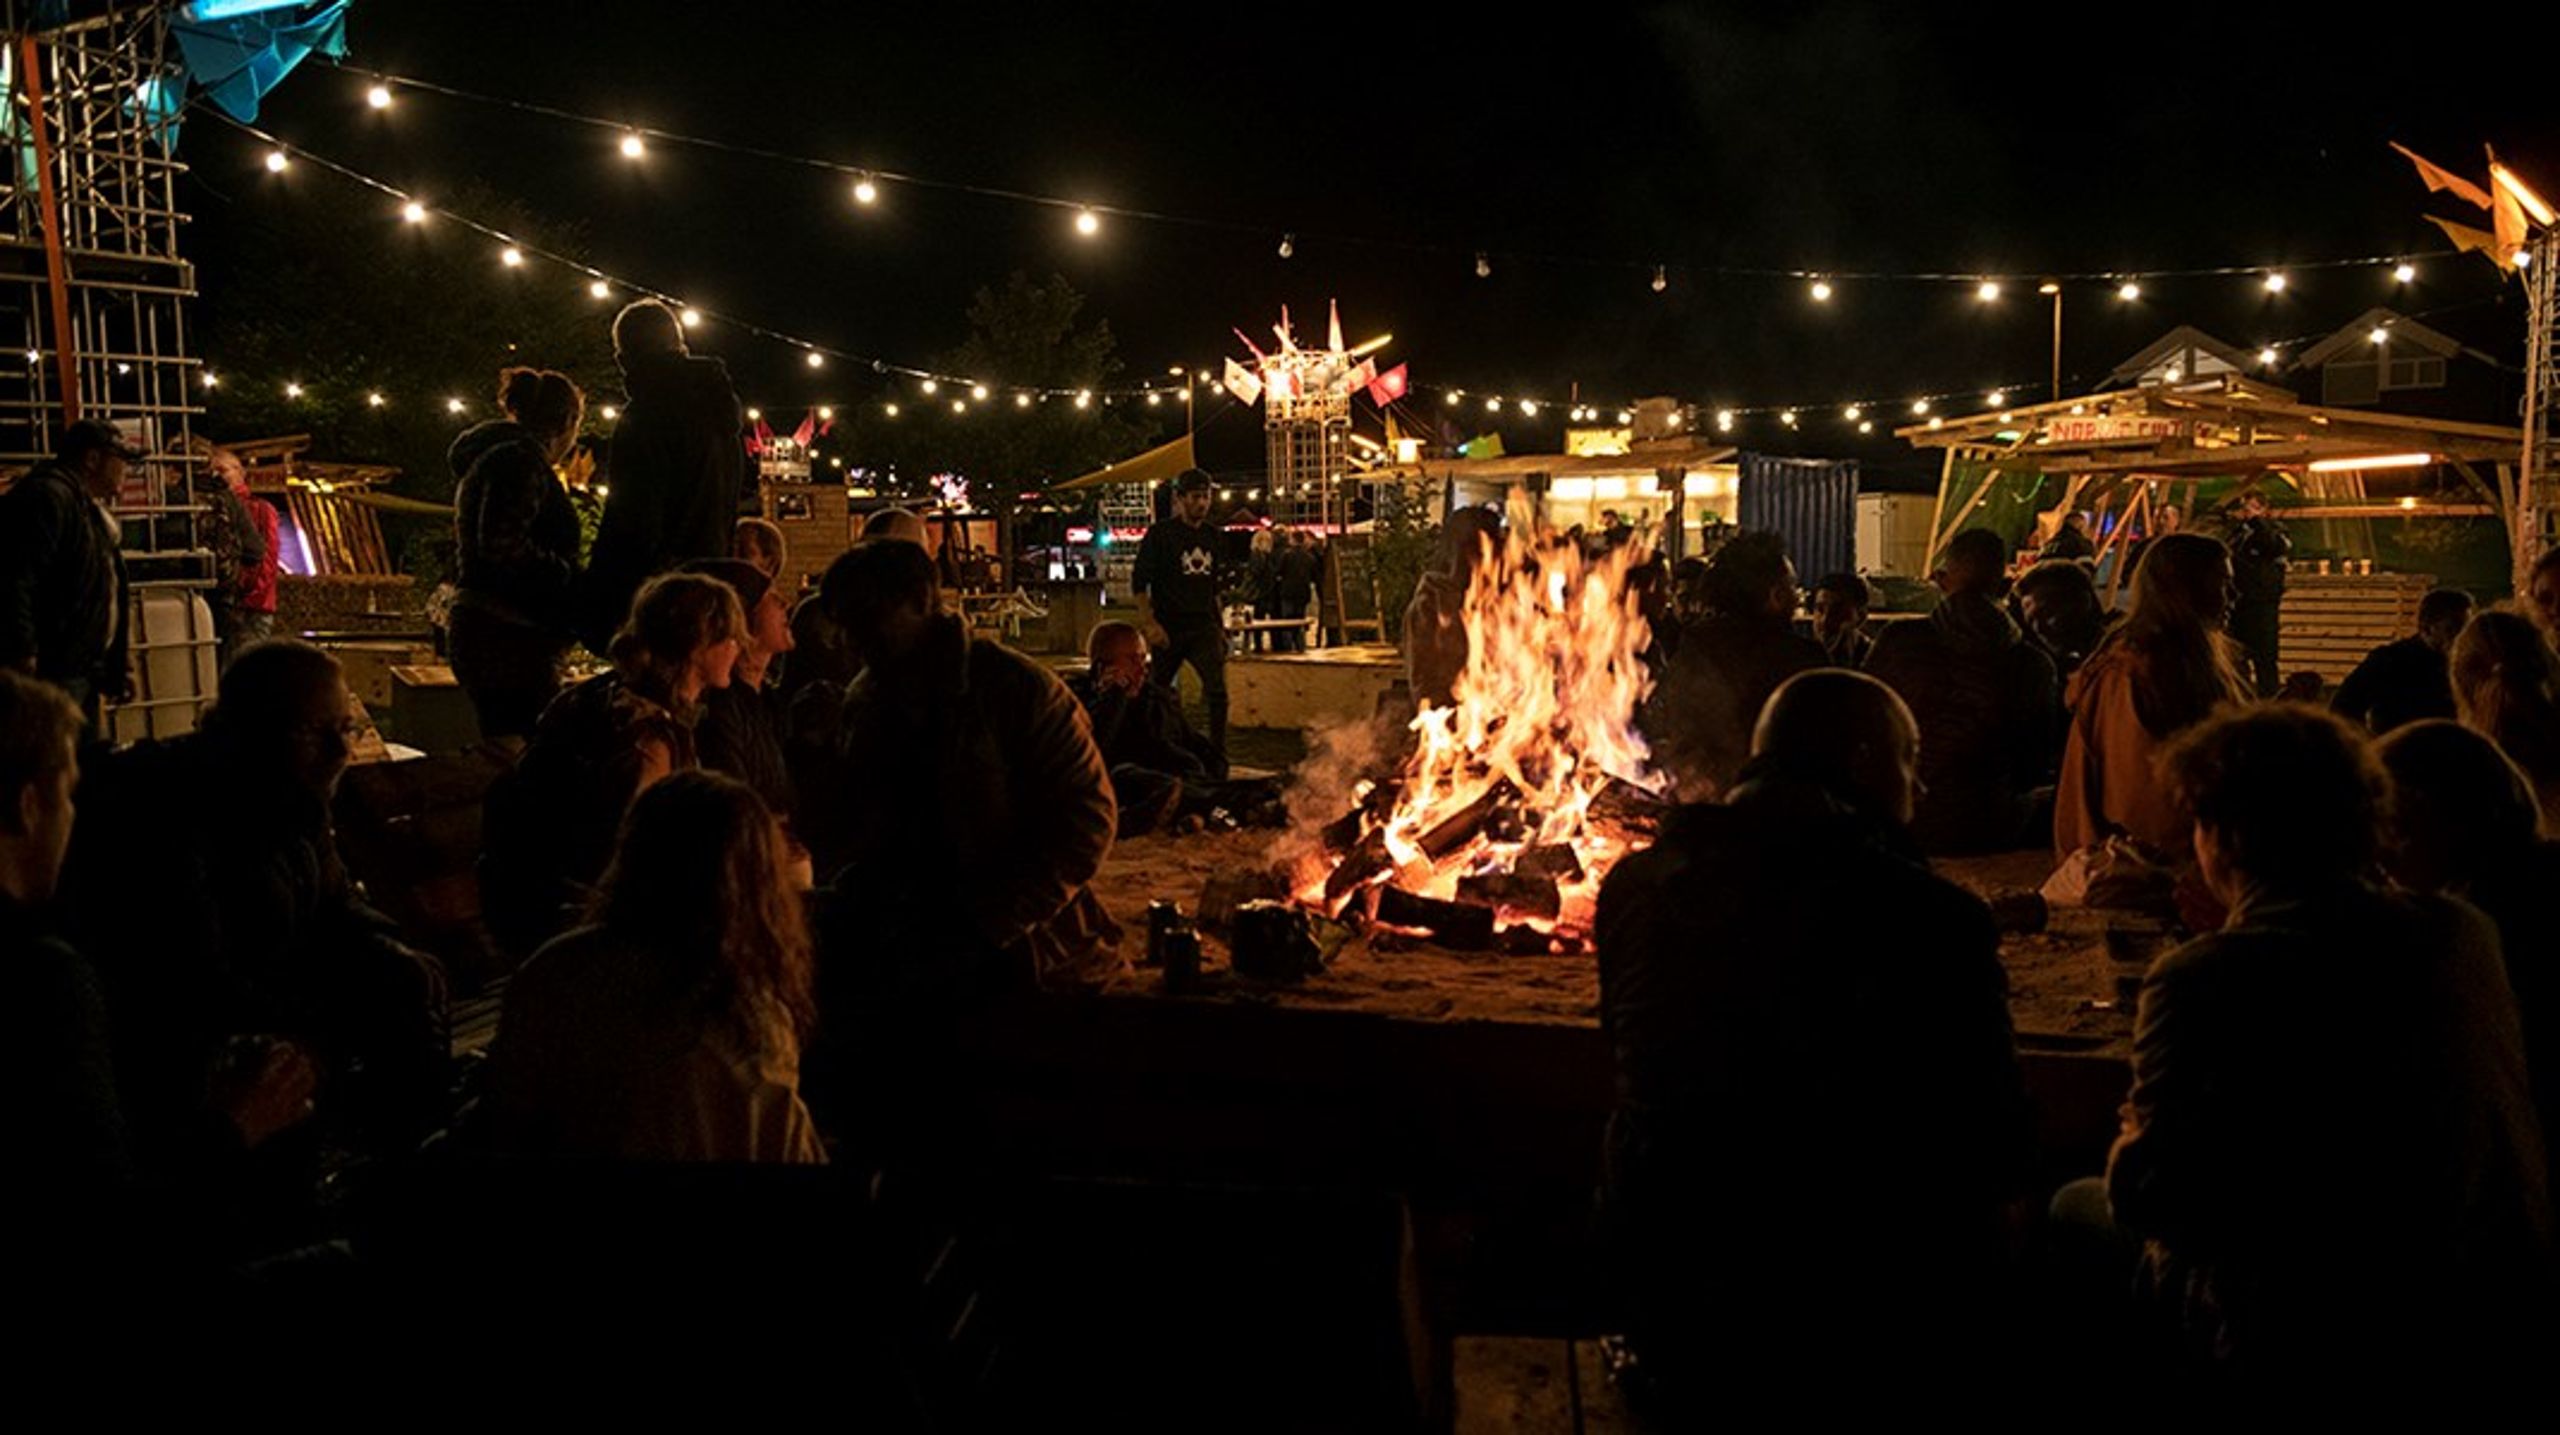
[107,588,220,746]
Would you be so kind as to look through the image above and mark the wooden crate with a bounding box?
[2279,572,2433,685]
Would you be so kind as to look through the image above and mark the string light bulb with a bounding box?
[884,402,900,417]
[588,279,610,299]
[200,371,218,389]
[1651,265,1668,293]
[1858,421,1874,434]
[1780,410,1798,427]
[1716,410,1735,432]
[1976,281,2000,301]
[746,407,761,421]
[600,405,619,420]
[619,132,645,159]
[1015,393,1033,409]
[1278,232,1295,259]
[1843,405,1862,422]
[1074,392,1091,409]
[2262,271,2287,293]
[284,381,303,398]
[401,200,427,224]
[1444,390,1461,406]
[2514,248,2534,268]
[2259,346,2279,367]
[1810,279,1833,302]
[951,400,966,414]
[1146,392,1161,406]
[1074,208,1100,237]
[1485,397,1501,413]
[679,308,702,328]
[2393,262,2416,283]
[1520,400,1539,417]
[1475,253,1492,279]
[1911,399,1930,415]
[816,405,834,421]
[920,379,939,395]
[500,246,523,267]
[1986,389,2007,407]
[366,83,392,109]
[970,383,989,401]
[2369,326,2389,345]
[1616,409,1633,424]
[264,149,288,172]
[852,176,879,205]
[805,351,825,368]
[446,397,464,413]
[2038,282,2061,296]
[2116,281,2141,301]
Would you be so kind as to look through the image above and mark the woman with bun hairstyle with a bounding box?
[449,366,587,739]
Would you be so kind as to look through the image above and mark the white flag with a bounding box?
[1224,357,1264,405]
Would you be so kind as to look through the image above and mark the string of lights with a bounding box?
[325,59,2459,295]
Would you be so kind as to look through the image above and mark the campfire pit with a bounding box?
[1290,499,1666,953]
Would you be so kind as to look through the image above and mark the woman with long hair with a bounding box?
[2452,610,2560,833]
[450,367,586,739]
[480,572,745,959]
[487,770,822,1162]
[2054,531,2254,857]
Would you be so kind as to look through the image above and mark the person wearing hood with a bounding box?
[1864,528,2058,853]
[1596,669,2031,1407]
[450,368,586,739]
[579,300,748,653]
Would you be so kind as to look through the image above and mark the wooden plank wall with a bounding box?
[2279,573,2433,684]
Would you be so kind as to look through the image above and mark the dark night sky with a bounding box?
[183,1,2560,480]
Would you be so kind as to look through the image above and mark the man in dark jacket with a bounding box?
[2224,491,2291,698]
[1597,669,2032,1401]
[2040,510,2096,561]
[810,539,1117,1004]
[1865,528,2058,852]
[1131,469,1229,758]
[1649,531,1828,800]
[1070,620,1227,837]
[580,300,747,651]
[449,414,585,738]
[2105,706,2550,1384]
[0,420,141,720]
[60,642,449,1164]
[2331,587,2470,735]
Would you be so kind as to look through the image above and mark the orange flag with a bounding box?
[2424,214,2513,272]
[2391,142,2493,210]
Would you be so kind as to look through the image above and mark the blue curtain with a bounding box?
[1736,453,1859,581]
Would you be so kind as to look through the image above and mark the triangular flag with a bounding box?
[1343,357,1378,397]
[2486,145,2529,262]
[1366,363,1410,408]
[1327,300,1345,356]
[2391,142,2494,210]
[791,411,816,447]
[2424,214,2511,271]
[1223,357,1264,405]
[1458,432,1506,459]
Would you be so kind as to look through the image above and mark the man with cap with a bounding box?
[683,555,797,820]
[1130,469,1230,758]
[1,420,143,723]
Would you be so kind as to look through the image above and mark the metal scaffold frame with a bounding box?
[2518,228,2558,587]
[4,2,212,728]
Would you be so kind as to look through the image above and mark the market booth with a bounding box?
[1900,373,2530,681]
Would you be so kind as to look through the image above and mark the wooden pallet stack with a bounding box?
[2279,571,2433,684]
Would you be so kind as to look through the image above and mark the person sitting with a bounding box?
[61,641,445,1162]
[777,505,922,711]
[2054,532,2253,859]
[733,516,787,584]
[2452,610,2560,833]
[1650,531,1827,800]
[684,557,797,821]
[481,573,744,962]
[1596,670,2031,1404]
[2100,705,2550,1385]
[448,367,587,740]
[1402,504,1505,709]
[1809,571,1873,668]
[809,539,1117,1002]
[1865,529,2058,853]
[1071,621,1230,837]
[2376,720,2560,1177]
[484,771,823,1163]
[2529,546,2560,646]
[2332,588,2472,735]
[2013,558,2113,686]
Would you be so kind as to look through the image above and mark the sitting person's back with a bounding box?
[485,772,822,1163]
[1864,530,2056,852]
[1598,671,2030,1393]
[2332,589,2470,736]
[2107,706,2550,1382]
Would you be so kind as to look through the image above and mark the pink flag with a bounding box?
[1365,363,1410,407]
[1343,357,1378,396]
[791,411,816,447]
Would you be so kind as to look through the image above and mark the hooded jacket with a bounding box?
[450,420,582,633]
[1864,590,2059,853]
[0,463,127,689]
[581,351,746,649]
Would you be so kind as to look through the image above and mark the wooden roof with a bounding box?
[2104,326,2256,387]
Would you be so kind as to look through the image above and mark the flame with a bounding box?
[1299,494,1663,942]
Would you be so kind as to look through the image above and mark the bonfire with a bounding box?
[1293,497,1667,952]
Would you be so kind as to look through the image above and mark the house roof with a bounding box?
[2289,307,2494,370]
[2104,326,2258,387]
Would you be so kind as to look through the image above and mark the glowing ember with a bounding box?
[1295,496,1666,948]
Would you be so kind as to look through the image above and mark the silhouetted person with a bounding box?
[810,538,1117,1002]
[482,573,745,960]
[1650,531,1826,799]
[1273,527,1319,652]
[2055,533,2252,858]
[2530,546,2560,646]
[185,437,267,666]
[2377,720,2560,1183]
[486,771,823,1163]
[1402,504,1504,709]
[732,516,786,584]
[1070,620,1227,837]
[2453,610,2560,833]
[2224,491,2290,697]
[2013,558,2113,686]
[450,367,587,739]
[1865,529,2056,852]
[61,642,445,1163]
[2040,509,2095,561]
[2101,705,2550,1385]
[1597,670,2031,1405]
[2332,588,2471,735]
[0,420,141,723]
[1809,571,1873,668]
[1132,468,1229,757]
[579,299,747,651]
[685,557,797,820]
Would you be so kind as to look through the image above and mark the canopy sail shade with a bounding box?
[1051,432,1198,493]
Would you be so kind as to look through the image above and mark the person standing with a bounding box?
[2225,491,2291,698]
[450,368,587,740]
[1275,527,1320,652]
[2040,510,2096,562]
[210,445,282,650]
[1131,469,1229,757]
[580,300,748,652]
[184,440,265,666]
[0,420,142,723]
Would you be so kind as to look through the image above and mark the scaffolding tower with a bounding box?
[1264,373,1353,531]
[3,3,211,730]
[2518,226,2557,589]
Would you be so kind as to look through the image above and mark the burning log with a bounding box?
[1324,833,1395,909]
[1416,779,1520,862]
[1512,844,1586,884]
[1589,776,1672,837]
[1374,885,1496,951]
[1456,871,1562,923]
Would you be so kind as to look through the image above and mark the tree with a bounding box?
[825,272,1170,566]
